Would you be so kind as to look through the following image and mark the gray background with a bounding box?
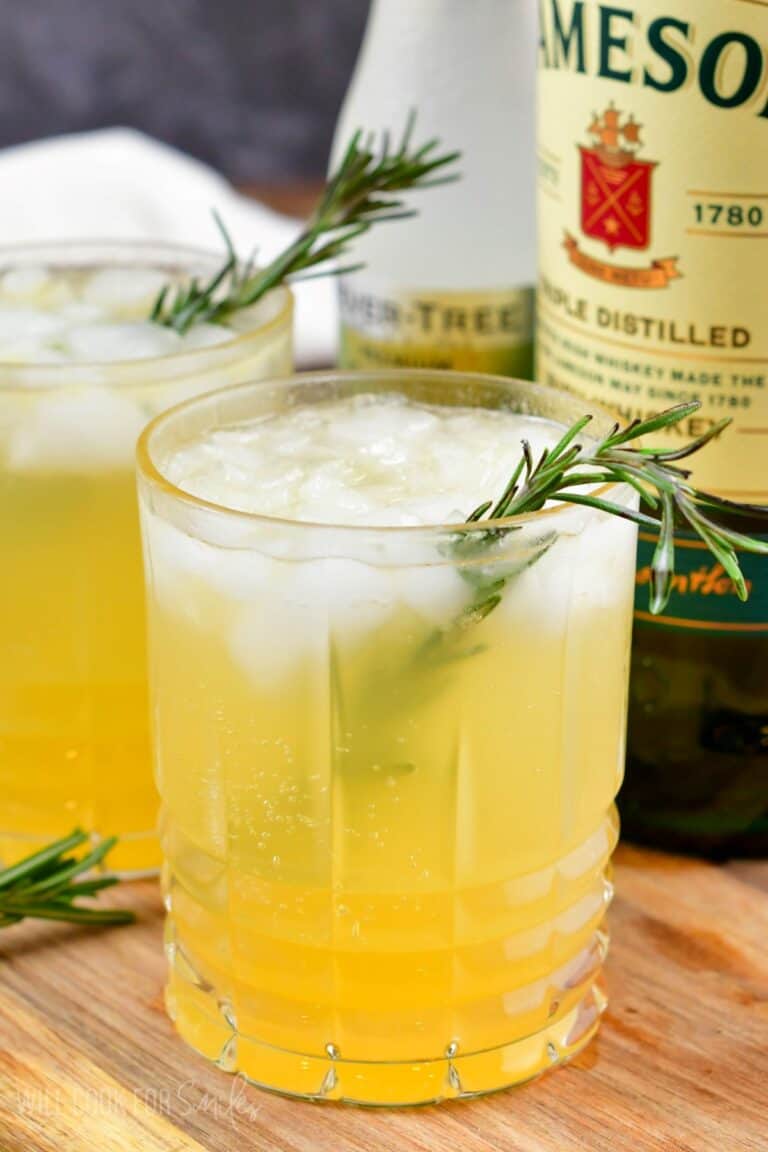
[0,0,370,182]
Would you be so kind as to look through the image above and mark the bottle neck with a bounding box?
[363,0,446,36]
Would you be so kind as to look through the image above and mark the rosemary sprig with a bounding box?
[0,830,134,928]
[151,115,460,334]
[448,401,768,633]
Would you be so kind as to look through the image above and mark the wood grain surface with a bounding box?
[1,845,766,1152]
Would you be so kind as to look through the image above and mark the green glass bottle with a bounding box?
[622,516,768,858]
[537,0,768,855]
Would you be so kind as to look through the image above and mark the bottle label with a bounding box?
[634,530,768,632]
[338,278,535,377]
[537,0,768,500]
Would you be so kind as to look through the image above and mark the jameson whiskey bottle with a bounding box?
[330,0,537,377]
[537,0,768,856]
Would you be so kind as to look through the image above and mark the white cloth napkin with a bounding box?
[0,127,337,366]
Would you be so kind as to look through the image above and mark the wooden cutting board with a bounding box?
[0,844,766,1152]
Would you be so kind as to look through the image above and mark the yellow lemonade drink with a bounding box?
[0,244,292,872]
[138,371,637,1103]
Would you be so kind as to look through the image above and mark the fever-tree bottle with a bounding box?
[537,0,768,855]
[331,0,537,377]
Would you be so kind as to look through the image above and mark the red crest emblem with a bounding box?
[579,106,656,253]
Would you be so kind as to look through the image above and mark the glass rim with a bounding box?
[0,238,293,387]
[137,369,625,537]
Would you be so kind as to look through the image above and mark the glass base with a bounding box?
[166,974,606,1106]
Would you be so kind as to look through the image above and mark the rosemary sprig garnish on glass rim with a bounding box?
[150,115,460,334]
[0,829,134,928]
[447,401,768,634]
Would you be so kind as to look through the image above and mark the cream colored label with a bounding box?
[338,279,535,378]
[537,0,768,499]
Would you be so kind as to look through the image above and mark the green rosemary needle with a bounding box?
[150,115,460,334]
[445,401,768,641]
[0,829,134,928]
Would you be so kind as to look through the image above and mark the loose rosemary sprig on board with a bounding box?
[150,116,460,334]
[445,401,768,635]
[0,830,134,928]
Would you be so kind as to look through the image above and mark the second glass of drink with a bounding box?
[0,242,292,872]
